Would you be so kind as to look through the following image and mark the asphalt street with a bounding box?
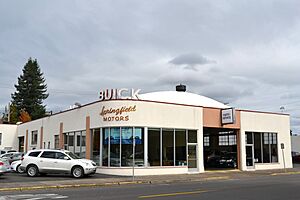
[1,173,300,200]
[0,172,120,183]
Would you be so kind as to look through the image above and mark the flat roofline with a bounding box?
[237,109,290,116]
[17,98,289,126]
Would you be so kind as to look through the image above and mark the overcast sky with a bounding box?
[0,0,299,133]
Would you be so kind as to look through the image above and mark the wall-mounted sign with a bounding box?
[99,88,141,101]
[221,108,236,125]
[100,105,137,122]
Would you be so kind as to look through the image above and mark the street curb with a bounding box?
[0,176,230,192]
[271,171,300,176]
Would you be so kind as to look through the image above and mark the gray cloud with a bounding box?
[1,0,300,133]
[169,53,216,70]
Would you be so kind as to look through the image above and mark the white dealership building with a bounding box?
[0,86,293,175]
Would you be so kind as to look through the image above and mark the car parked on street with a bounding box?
[0,149,17,156]
[0,158,12,176]
[0,152,24,164]
[11,160,24,173]
[20,149,97,178]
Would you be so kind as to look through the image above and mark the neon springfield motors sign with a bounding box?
[99,88,141,101]
[100,105,137,122]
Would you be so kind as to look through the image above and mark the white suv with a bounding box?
[20,149,97,178]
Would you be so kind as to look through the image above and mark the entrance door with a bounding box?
[187,144,198,172]
[246,145,254,168]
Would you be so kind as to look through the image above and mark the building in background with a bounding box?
[0,86,293,175]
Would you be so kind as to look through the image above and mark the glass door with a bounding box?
[187,144,197,172]
[246,145,254,168]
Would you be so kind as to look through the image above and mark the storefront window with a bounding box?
[31,130,38,145]
[249,132,278,164]
[263,133,270,163]
[271,133,278,162]
[134,128,144,166]
[162,129,174,166]
[254,133,262,163]
[148,128,161,166]
[246,132,253,144]
[102,128,109,166]
[175,130,186,166]
[54,135,59,149]
[101,127,144,167]
[110,127,120,167]
[121,127,133,166]
[92,129,100,165]
[67,132,75,153]
[188,130,197,143]
[64,131,86,159]
[74,131,86,158]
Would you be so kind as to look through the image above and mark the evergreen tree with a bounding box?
[9,103,18,124]
[11,58,49,120]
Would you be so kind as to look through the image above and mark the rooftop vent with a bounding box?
[176,84,186,92]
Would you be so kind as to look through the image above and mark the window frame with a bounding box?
[246,131,278,164]
[31,130,38,145]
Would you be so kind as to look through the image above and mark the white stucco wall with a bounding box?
[17,100,203,147]
[17,100,204,174]
[0,124,18,150]
[240,111,292,170]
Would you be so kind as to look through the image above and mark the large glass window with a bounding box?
[271,133,278,162]
[31,130,38,145]
[148,128,161,166]
[188,130,197,143]
[175,130,186,166]
[162,129,174,166]
[102,128,109,166]
[121,127,133,166]
[248,132,278,164]
[246,132,253,144]
[54,135,59,149]
[92,129,100,164]
[75,131,86,158]
[134,128,144,166]
[101,127,145,167]
[263,133,270,163]
[63,131,86,158]
[110,127,120,167]
[254,133,262,163]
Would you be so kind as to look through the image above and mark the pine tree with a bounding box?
[9,103,18,124]
[11,58,49,120]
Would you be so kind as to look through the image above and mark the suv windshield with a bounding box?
[65,152,80,159]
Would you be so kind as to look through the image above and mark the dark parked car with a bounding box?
[206,152,237,168]
[292,152,300,163]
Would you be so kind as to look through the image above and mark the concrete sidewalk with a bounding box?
[1,167,300,192]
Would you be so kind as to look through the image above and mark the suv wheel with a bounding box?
[72,166,84,178]
[27,165,39,177]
